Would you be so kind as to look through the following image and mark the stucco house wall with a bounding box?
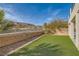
[69,3,79,50]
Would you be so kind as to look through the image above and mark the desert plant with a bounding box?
[43,19,68,34]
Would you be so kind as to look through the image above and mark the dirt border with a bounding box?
[6,34,45,56]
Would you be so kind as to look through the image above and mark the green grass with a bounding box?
[10,34,79,56]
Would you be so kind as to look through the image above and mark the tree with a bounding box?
[43,23,50,33]
[0,9,14,32]
[2,20,14,30]
[0,10,4,23]
[0,10,4,32]
[43,23,48,30]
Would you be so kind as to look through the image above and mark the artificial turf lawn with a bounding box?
[10,34,79,56]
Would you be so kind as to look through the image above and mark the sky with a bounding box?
[0,3,73,25]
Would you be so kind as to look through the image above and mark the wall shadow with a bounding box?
[10,43,63,56]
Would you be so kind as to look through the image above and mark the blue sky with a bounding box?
[0,3,73,25]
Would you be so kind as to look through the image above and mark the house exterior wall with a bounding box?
[75,12,79,49]
[69,3,79,50]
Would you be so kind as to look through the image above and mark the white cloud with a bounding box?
[52,9,61,16]
[46,9,61,22]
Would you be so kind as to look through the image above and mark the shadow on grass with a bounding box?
[10,43,63,56]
